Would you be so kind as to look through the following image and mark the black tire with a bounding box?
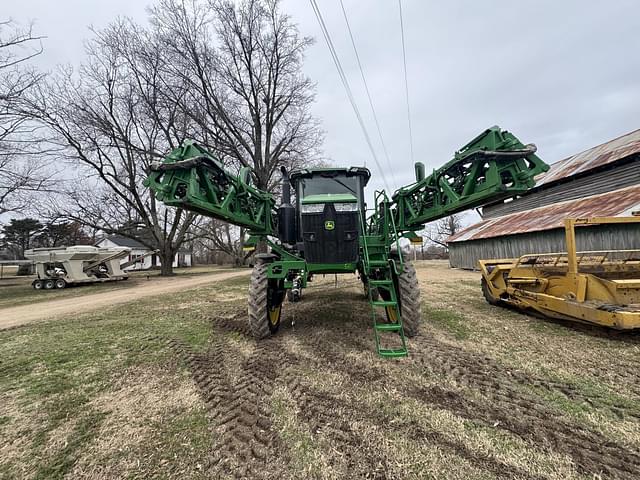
[54,278,66,289]
[248,263,284,338]
[33,280,43,290]
[43,279,55,290]
[395,261,422,337]
[481,278,500,306]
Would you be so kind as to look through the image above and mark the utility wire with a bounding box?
[338,0,397,189]
[309,0,391,192]
[398,0,414,164]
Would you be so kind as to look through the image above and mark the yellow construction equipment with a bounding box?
[479,216,640,329]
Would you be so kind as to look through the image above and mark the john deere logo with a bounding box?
[324,220,335,231]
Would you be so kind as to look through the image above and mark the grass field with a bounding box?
[1,261,639,479]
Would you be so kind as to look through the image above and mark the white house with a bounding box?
[96,235,192,271]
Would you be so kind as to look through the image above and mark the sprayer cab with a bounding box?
[278,167,370,264]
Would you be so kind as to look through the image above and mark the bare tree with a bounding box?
[151,0,323,191]
[424,214,463,249]
[0,19,49,214]
[21,19,201,275]
[19,0,323,270]
[191,219,251,266]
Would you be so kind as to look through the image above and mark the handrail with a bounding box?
[358,209,370,272]
[514,249,640,269]
[387,191,404,270]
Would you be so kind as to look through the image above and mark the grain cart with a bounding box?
[24,245,137,290]
[479,217,640,329]
[145,126,548,357]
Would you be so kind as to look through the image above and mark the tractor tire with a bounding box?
[396,261,422,337]
[54,278,67,289]
[248,262,284,339]
[481,278,501,306]
[32,280,43,290]
[44,279,55,290]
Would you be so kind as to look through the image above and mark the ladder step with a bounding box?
[363,236,386,245]
[368,260,388,267]
[372,300,397,307]
[378,348,408,358]
[369,279,392,286]
[375,323,402,331]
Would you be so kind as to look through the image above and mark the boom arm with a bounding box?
[144,141,276,235]
[144,127,548,239]
[391,126,549,231]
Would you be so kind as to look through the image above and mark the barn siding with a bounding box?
[483,156,640,219]
[449,223,640,270]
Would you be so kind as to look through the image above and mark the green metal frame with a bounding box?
[144,126,549,357]
[392,126,548,231]
[144,140,276,235]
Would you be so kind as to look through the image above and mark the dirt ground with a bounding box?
[2,260,640,479]
[0,269,249,330]
[167,261,640,479]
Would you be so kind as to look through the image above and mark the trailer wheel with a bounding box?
[54,278,67,289]
[248,262,284,338]
[33,280,43,290]
[481,278,500,306]
[395,261,421,337]
[44,279,55,290]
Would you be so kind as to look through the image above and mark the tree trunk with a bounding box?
[236,229,246,266]
[159,247,175,276]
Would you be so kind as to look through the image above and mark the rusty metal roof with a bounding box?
[535,129,640,186]
[448,184,640,243]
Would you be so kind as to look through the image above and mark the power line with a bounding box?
[398,0,414,165]
[308,0,391,192]
[338,0,397,189]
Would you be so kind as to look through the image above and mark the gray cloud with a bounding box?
[5,0,640,197]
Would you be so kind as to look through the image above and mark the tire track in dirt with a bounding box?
[169,314,298,479]
[162,284,640,479]
[412,336,640,418]
[287,373,546,480]
[284,303,548,479]
[284,291,640,479]
[409,385,640,479]
[409,342,640,478]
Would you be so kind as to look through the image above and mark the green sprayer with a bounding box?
[145,126,548,357]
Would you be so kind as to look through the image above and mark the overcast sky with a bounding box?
[5,0,640,201]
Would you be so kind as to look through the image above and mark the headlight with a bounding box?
[301,203,325,213]
[333,202,358,212]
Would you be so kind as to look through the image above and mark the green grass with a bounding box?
[270,389,326,478]
[0,275,248,479]
[422,304,470,340]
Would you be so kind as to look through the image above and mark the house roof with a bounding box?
[100,235,147,249]
[534,128,640,188]
[448,184,640,243]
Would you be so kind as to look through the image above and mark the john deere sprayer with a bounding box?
[145,126,548,357]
